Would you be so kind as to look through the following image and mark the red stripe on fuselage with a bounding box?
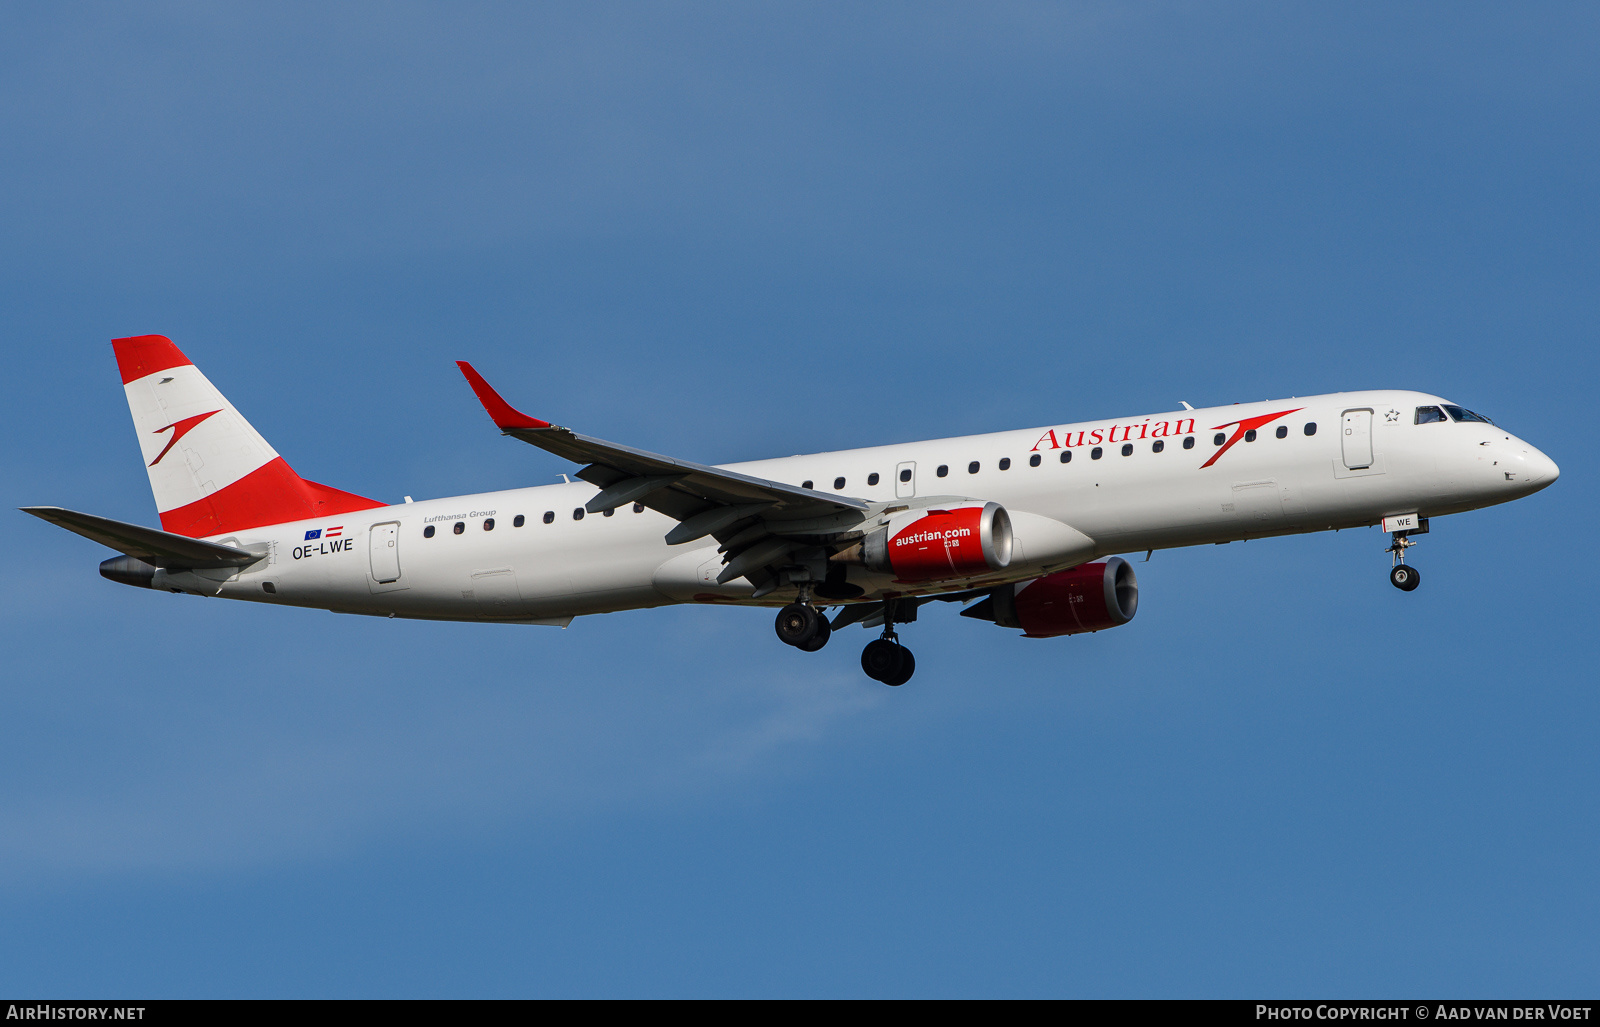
[114,335,192,385]
[158,457,387,538]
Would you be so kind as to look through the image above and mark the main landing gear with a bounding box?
[858,595,916,687]
[861,636,915,687]
[1387,527,1423,592]
[774,594,917,686]
[774,601,831,652]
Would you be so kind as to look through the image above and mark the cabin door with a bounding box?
[1341,409,1373,470]
[369,521,401,583]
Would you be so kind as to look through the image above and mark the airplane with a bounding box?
[24,335,1559,686]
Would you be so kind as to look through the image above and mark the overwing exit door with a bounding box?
[895,461,917,499]
[1341,409,1373,469]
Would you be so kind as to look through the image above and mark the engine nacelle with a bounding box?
[962,557,1139,637]
[100,555,156,589]
[859,502,1013,583]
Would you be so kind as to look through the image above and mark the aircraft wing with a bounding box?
[457,362,870,549]
[21,506,261,568]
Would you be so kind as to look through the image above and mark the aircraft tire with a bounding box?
[862,638,910,685]
[775,603,822,647]
[883,647,915,687]
[1390,565,1421,591]
[797,616,831,652]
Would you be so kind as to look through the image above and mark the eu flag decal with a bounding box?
[304,529,322,540]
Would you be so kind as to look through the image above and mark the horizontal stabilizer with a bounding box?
[20,506,261,569]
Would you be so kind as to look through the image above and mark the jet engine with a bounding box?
[847,502,1013,583]
[962,557,1138,637]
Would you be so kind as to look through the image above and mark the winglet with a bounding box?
[456,361,551,431]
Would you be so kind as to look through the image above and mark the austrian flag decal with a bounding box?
[304,525,344,541]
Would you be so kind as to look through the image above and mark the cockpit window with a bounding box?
[1442,404,1494,425]
[1415,406,1447,424]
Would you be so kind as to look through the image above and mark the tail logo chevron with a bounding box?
[148,410,222,467]
[1199,408,1304,469]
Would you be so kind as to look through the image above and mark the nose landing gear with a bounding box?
[1386,521,1426,591]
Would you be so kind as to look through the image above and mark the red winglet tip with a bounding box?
[456,361,550,430]
[113,335,192,385]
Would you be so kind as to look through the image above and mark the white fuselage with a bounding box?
[158,391,1558,623]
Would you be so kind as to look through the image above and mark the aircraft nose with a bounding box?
[1526,446,1559,486]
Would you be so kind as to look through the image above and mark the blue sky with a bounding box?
[1,3,1595,997]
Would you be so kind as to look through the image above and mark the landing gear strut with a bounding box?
[1387,530,1422,591]
[860,597,916,686]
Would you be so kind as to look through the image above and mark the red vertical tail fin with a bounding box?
[115,335,387,537]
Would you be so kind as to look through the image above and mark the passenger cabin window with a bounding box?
[1244,429,1257,442]
[1029,454,1041,467]
[833,477,846,490]
[998,458,1011,470]
[483,518,495,531]
[603,508,614,517]
[424,525,435,538]
[572,508,585,520]
[968,461,980,474]
[1152,440,1164,453]
[1275,425,1288,438]
[1416,406,1447,424]
[543,511,555,524]
[1213,433,1226,446]
[900,468,913,481]
[1442,405,1493,424]
[1183,436,1195,449]
[1304,423,1317,436]
[1091,447,1103,460]
[1059,451,1071,463]
[801,480,813,489]
[1121,443,1133,456]
[633,503,644,513]
[867,472,879,486]
[453,522,465,535]
[513,514,525,527]
[936,465,948,477]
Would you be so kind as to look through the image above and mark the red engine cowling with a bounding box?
[862,502,1013,583]
[962,557,1139,637]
